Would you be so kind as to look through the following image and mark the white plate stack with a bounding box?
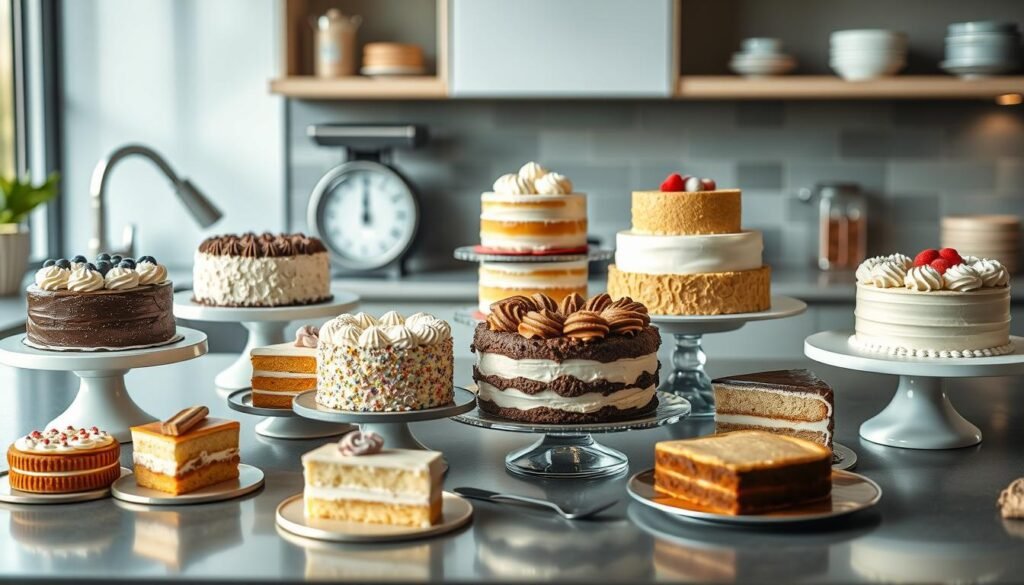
[729,38,797,78]
[941,215,1020,273]
[941,21,1021,78]
[830,29,907,81]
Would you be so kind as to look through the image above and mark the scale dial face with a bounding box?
[309,161,419,271]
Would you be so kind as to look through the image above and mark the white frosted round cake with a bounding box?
[852,247,1012,358]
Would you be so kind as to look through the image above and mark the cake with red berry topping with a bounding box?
[852,247,1011,357]
[6,426,120,493]
[607,173,770,315]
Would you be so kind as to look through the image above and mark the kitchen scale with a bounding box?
[307,123,428,278]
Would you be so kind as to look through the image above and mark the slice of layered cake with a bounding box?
[713,369,835,449]
[302,432,443,528]
[250,325,319,408]
[131,407,240,495]
[655,431,832,515]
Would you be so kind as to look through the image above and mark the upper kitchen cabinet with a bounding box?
[449,0,676,97]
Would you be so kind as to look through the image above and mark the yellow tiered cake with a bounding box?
[608,173,771,315]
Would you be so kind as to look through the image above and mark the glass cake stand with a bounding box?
[0,327,208,443]
[172,286,359,390]
[805,331,1024,449]
[226,388,353,440]
[650,295,807,418]
[453,391,691,479]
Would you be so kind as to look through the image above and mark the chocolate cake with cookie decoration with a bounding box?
[471,292,661,423]
[26,254,175,349]
[192,232,331,307]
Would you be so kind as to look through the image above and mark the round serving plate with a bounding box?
[627,468,881,525]
[0,467,131,505]
[832,443,858,471]
[227,389,353,440]
[648,295,808,335]
[275,492,473,543]
[453,245,612,264]
[110,464,264,506]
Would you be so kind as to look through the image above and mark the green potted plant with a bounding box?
[0,173,59,295]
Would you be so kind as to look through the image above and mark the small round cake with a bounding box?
[316,311,454,411]
[26,254,174,349]
[852,247,1012,358]
[7,426,121,493]
[471,293,661,424]
[192,233,331,307]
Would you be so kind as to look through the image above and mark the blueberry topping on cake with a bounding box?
[72,255,87,264]
[119,259,136,269]
[95,260,111,275]
[85,262,98,272]
[139,255,156,264]
[96,253,111,262]
[42,259,55,268]
[110,255,122,265]
[55,259,71,270]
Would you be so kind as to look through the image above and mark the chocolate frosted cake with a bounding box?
[192,233,331,307]
[471,293,660,424]
[26,254,175,349]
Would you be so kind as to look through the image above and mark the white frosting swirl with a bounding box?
[887,253,913,269]
[353,312,378,328]
[943,263,983,291]
[34,266,70,291]
[493,173,536,195]
[517,161,548,183]
[975,258,1010,287]
[408,322,442,345]
[870,261,907,288]
[963,255,981,266]
[67,266,104,292]
[104,266,140,290]
[294,325,320,348]
[136,261,168,285]
[378,310,405,327]
[358,326,390,349]
[856,256,885,284]
[535,172,573,195]
[15,426,113,452]
[426,319,452,341]
[325,323,361,346]
[330,314,360,327]
[384,325,415,349]
[904,265,944,291]
[404,312,435,328]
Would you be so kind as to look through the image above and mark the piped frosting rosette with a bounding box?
[491,161,575,196]
[32,253,169,292]
[855,248,1009,292]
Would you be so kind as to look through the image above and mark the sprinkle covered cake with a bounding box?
[471,292,660,424]
[315,311,454,412]
[6,426,120,493]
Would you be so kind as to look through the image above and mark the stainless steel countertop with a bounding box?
[2,351,1023,582]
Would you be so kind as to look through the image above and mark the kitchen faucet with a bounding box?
[89,144,223,258]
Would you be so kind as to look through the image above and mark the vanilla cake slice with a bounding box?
[250,326,319,408]
[130,418,240,495]
[302,442,443,528]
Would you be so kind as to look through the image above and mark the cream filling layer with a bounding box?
[11,461,120,477]
[477,352,658,384]
[479,233,587,251]
[133,448,239,478]
[252,370,315,379]
[303,484,434,506]
[478,382,655,413]
[252,388,306,396]
[715,414,832,442]
[614,230,763,275]
[479,260,588,290]
[480,193,586,222]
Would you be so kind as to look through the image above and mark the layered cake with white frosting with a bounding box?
[130,408,240,495]
[192,233,331,307]
[249,326,319,409]
[6,426,120,493]
[471,292,660,423]
[853,247,1011,357]
[480,161,587,253]
[608,172,770,315]
[478,260,588,314]
[26,254,173,349]
[316,311,454,411]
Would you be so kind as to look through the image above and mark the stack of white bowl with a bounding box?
[941,21,1021,78]
[941,215,1020,273]
[729,38,797,77]
[830,29,907,81]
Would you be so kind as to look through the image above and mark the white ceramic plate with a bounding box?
[275,492,473,542]
[111,464,264,505]
[627,468,881,525]
[0,467,130,505]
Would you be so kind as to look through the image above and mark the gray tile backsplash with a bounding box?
[288,100,1024,271]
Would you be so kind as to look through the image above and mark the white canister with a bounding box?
[312,9,362,78]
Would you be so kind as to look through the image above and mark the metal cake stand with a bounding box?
[806,331,1024,449]
[291,388,476,452]
[172,286,359,390]
[650,295,807,418]
[453,391,691,479]
[226,389,353,440]
[0,327,208,443]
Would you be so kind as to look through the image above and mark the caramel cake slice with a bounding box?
[130,407,240,495]
[250,325,319,408]
[713,369,835,449]
[654,431,832,515]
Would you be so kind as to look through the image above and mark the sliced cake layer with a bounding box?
[131,417,240,495]
[251,331,318,409]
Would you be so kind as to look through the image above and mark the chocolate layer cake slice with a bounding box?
[713,369,834,449]
[654,430,832,515]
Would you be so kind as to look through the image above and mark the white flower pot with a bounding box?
[0,226,30,296]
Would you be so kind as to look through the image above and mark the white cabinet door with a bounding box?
[451,0,675,97]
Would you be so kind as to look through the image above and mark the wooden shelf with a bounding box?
[269,76,447,99]
[676,75,1024,100]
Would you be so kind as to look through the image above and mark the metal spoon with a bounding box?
[454,487,617,520]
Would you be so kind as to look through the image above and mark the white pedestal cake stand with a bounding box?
[226,388,353,440]
[0,327,208,443]
[172,286,359,390]
[805,331,1024,449]
[650,295,807,418]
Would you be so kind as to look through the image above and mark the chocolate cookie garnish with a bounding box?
[487,296,532,332]
[583,293,612,313]
[530,293,558,313]
[563,310,609,342]
[518,309,565,339]
[602,307,645,337]
[559,292,585,316]
[608,297,650,325]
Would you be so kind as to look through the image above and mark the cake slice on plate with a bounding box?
[712,369,834,449]
[250,325,319,408]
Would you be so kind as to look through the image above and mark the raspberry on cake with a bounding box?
[26,254,174,349]
[853,248,1011,358]
[7,426,120,493]
[250,325,319,408]
[471,293,661,424]
[316,311,454,411]
[192,233,331,307]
